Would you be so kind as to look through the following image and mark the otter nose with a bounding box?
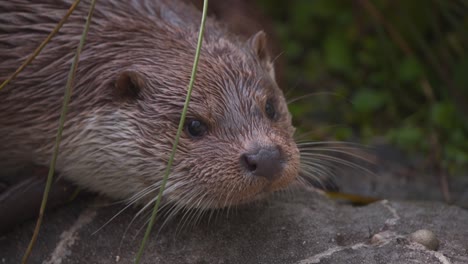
[241,145,284,181]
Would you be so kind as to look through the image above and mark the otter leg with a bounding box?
[0,166,78,234]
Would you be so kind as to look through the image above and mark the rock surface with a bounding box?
[1,190,467,264]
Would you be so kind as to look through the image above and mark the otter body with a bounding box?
[0,0,300,210]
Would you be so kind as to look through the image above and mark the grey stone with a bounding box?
[1,190,467,264]
[409,229,440,251]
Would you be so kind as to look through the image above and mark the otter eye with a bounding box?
[186,119,207,138]
[265,99,276,120]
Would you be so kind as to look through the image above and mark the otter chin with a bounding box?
[0,0,300,211]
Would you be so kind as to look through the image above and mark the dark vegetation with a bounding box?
[257,0,468,176]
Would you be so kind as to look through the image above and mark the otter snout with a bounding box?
[240,145,284,181]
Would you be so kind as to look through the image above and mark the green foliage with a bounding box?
[257,0,468,172]
[351,89,386,114]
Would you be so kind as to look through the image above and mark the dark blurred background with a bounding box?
[189,0,468,202]
[256,0,468,175]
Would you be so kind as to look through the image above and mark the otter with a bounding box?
[0,0,301,222]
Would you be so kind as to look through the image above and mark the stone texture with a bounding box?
[1,190,467,264]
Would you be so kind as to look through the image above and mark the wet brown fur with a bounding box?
[0,0,300,209]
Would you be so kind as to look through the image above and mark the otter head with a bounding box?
[71,30,299,210]
[158,31,300,209]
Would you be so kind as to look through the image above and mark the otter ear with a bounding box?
[249,31,269,61]
[114,70,145,101]
[248,31,275,80]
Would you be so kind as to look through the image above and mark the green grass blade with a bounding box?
[21,1,97,263]
[134,0,209,263]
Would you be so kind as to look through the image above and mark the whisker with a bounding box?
[124,184,160,205]
[300,162,334,179]
[296,140,370,148]
[287,91,340,104]
[293,125,352,142]
[91,182,161,236]
[299,147,376,163]
[176,191,208,233]
[191,206,206,228]
[272,50,285,65]
[283,76,302,98]
[301,154,375,176]
[299,164,336,190]
[158,203,185,234]
[133,211,154,241]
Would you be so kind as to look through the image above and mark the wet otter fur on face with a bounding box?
[0,0,301,211]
